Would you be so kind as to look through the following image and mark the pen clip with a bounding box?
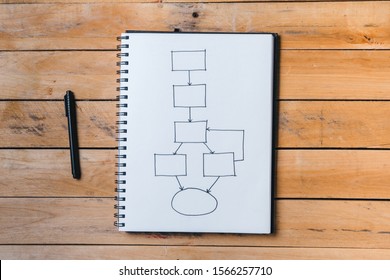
[64,94,69,117]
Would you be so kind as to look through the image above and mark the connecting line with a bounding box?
[173,143,183,154]
[203,143,214,153]
[188,70,192,85]
[188,107,192,122]
[207,177,220,193]
[175,176,184,190]
[207,128,245,161]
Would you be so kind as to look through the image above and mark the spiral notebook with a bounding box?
[115,31,279,234]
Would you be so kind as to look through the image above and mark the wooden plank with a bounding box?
[0,0,340,3]
[2,245,390,260]
[1,0,158,3]
[0,150,115,197]
[280,50,390,100]
[2,198,390,248]
[2,50,390,99]
[279,101,390,148]
[2,101,390,148]
[165,0,365,2]
[1,2,390,50]
[3,150,390,199]
[0,51,116,100]
[277,150,390,199]
[0,101,116,147]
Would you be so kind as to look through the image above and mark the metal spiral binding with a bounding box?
[114,35,129,228]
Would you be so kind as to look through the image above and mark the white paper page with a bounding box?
[117,32,276,234]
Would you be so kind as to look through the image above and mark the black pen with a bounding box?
[64,90,81,179]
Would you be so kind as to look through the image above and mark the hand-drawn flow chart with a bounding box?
[154,49,245,216]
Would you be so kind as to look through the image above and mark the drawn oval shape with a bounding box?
[171,188,218,216]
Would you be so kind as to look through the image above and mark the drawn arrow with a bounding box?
[175,176,184,190]
[206,177,220,193]
[188,107,192,122]
[173,143,183,155]
[188,71,192,85]
[203,143,215,154]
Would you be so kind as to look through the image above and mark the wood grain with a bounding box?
[165,0,360,2]
[3,50,390,99]
[3,149,390,199]
[0,150,115,197]
[279,101,390,148]
[1,0,158,2]
[2,198,390,249]
[3,101,390,148]
[1,2,390,50]
[0,0,345,3]
[280,50,390,100]
[0,101,116,147]
[2,0,389,261]
[2,245,390,260]
[277,150,390,199]
[0,51,116,100]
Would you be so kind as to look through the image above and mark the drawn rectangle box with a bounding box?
[173,84,206,108]
[174,121,207,143]
[203,152,236,177]
[207,130,245,161]
[154,154,187,176]
[171,50,206,71]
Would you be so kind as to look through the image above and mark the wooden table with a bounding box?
[1,0,390,259]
